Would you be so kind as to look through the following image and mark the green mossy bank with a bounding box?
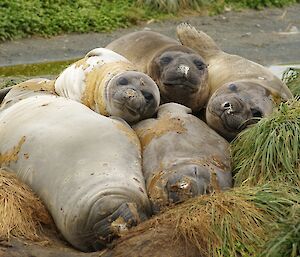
[0,0,299,41]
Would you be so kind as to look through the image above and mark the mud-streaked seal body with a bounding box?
[0,79,151,251]
[177,23,293,140]
[106,31,209,111]
[133,103,232,213]
[55,48,160,123]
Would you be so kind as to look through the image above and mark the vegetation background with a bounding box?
[0,0,299,41]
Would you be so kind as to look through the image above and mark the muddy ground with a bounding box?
[0,3,300,257]
[0,3,300,68]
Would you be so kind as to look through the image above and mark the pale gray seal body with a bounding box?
[0,79,151,251]
[177,23,293,140]
[55,47,160,123]
[133,103,232,213]
[106,31,209,111]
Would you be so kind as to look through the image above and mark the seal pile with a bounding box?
[0,23,292,253]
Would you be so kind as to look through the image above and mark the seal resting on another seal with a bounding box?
[0,78,151,251]
[55,48,160,123]
[176,23,293,140]
[106,30,209,111]
[133,103,232,213]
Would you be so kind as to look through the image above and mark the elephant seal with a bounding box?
[0,78,151,251]
[0,86,12,103]
[55,48,160,123]
[106,30,209,111]
[133,103,232,213]
[176,23,293,140]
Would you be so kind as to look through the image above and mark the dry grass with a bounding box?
[0,168,52,241]
[119,183,298,257]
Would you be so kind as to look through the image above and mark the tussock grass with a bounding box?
[231,99,300,187]
[259,204,300,257]
[137,184,299,257]
[283,68,300,97]
[0,168,52,241]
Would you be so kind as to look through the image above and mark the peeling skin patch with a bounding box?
[135,116,187,149]
[74,58,90,70]
[111,217,128,236]
[18,79,56,94]
[146,170,168,208]
[115,122,140,148]
[81,61,136,116]
[187,157,230,171]
[0,136,26,166]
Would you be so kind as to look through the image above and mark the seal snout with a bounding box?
[166,166,211,204]
[89,200,148,251]
[177,64,190,78]
[150,165,212,213]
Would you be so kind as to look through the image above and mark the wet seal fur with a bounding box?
[106,30,209,111]
[177,23,293,140]
[55,48,160,123]
[133,103,232,213]
[0,78,151,251]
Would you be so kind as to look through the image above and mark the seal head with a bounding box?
[206,81,275,141]
[148,46,209,111]
[106,71,160,123]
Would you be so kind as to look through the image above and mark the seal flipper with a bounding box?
[91,202,147,251]
[176,23,220,59]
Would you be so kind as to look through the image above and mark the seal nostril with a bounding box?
[251,108,262,118]
[118,77,129,85]
[142,91,154,102]
[193,166,198,176]
[222,102,231,109]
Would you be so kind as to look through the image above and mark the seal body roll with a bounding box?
[0,79,151,251]
[55,48,160,123]
[176,23,293,140]
[106,31,209,111]
[133,103,232,213]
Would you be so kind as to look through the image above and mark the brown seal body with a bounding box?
[177,23,293,140]
[106,31,209,111]
[133,103,232,213]
[0,79,151,252]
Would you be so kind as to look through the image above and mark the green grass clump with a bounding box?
[0,0,167,41]
[223,0,299,9]
[1,0,300,41]
[231,99,300,187]
[136,0,222,12]
[259,205,300,257]
[283,68,300,97]
[139,0,299,12]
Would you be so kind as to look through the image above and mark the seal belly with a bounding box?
[0,88,150,251]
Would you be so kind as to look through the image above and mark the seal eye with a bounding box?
[193,59,205,70]
[250,108,262,118]
[160,56,172,65]
[142,91,154,102]
[118,77,129,85]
